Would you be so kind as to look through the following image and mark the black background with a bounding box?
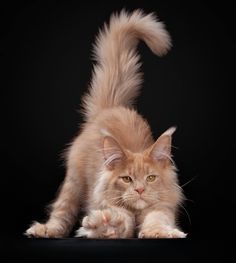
[1,0,234,256]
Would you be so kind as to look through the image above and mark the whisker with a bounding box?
[171,145,179,150]
[181,176,198,188]
[183,197,195,203]
[179,203,191,225]
[102,190,121,197]
[108,196,123,202]
[174,184,183,190]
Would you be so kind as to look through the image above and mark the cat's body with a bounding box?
[26,10,186,238]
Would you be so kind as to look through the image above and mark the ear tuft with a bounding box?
[162,126,177,136]
[149,127,176,164]
[103,136,126,168]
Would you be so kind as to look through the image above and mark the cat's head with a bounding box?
[101,127,183,211]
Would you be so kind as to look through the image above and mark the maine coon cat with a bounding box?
[26,9,186,238]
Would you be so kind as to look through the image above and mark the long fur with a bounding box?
[25,9,186,239]
[82,9,171,121]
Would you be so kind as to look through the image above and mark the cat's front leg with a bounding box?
[25,165,84,238]
[138,210,187,238]
[75,207,134,238]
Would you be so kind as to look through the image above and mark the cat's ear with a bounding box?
[148,127,176,165]
[103,136,126,169]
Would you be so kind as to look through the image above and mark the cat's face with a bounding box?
[103,127,181,210]
[108,154,171,210]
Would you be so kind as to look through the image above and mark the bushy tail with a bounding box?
[82,9,171,121]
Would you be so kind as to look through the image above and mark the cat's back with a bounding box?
[92,106,154,153]
[68,106,154,173]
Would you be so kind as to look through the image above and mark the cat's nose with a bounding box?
[135,188,144,195]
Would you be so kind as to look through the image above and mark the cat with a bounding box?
[25,9,186,238]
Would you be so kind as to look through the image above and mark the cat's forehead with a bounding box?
[126,153,153,177]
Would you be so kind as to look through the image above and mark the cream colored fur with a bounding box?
[25,9,186,239]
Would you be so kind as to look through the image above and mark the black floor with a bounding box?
[7,238,231,263]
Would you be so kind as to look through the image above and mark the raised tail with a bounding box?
[82,9,171,121]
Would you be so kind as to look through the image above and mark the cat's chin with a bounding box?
[132,199,147,210]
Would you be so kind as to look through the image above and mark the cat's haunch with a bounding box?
[25,9,186,239]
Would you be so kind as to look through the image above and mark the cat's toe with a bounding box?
[75,227,91,238]
[76,209,128,238]
[169,229,187,238]
[25,222,67,238]
[25,222,48,238]
[139,226,187,239]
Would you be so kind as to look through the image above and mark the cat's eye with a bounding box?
[121,176,132,183]
[146,175,157,182]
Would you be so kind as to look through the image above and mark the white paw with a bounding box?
[75,209,129,238]
[139,225,187,239]
[25,221,67,238]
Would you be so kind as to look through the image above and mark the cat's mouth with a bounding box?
[121,194,150,210]
[123,195,148,210]
[133,199,147,210]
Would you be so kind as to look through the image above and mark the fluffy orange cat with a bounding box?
[26,10,186,238]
